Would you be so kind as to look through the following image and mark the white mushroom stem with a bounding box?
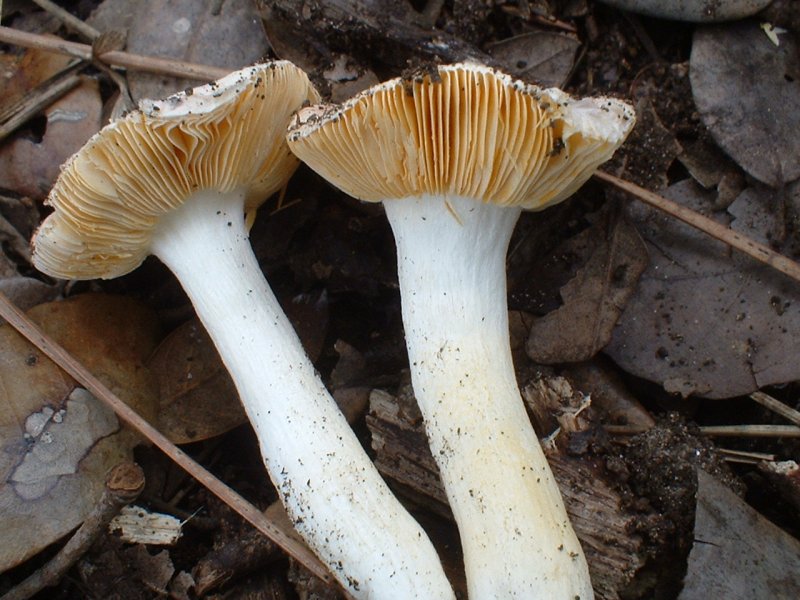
[384,194,593,599]
[150,190,454,599]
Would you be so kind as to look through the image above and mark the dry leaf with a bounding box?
[678,470,800,599]
[487,31,580,88]
[0,78,103,200]
[149,319,245,445]
[281,289,329,364]
[122,0,269,101]
[0,294,160,572]
[526,210,648,364]
[690,22,800,187]
[0,276,61,317]
[598,0,772,22]
[0,44,74,106]
[151,289,327,444]
[605,180,800,398]
[121,545,175,594]
[618,98,682,191]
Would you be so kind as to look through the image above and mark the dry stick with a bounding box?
[1,462,145,600]
[595,171,800,284]
[0,26,229,81]
[29,0,100,41]
[0,67,82,142]
[699,424,800,438]
[750,391,800,427]
[717,448,776,463]
[0,292,337,589]
[605,423,800,438]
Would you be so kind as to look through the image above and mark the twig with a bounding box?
[530,15,578,34]
[1,462,145,600]
[717,448,776,464]
[0,64,83,142]
[595,170,800,284]
[30,0,99,41]
[0,291,338,590]
[750,391,800,427]
[621,12,664,65]
[605,423,800,438]
[0,26,229,81]
[699,425,800,438]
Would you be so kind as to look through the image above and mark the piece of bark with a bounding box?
[562,359,656,430]
[192,523,279,596]
[192,502,310,596]
[367,387,646,599]
[263,0,490,68]
[368,389,451,517]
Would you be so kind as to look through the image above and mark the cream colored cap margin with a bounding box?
[33,61,320,280]
[287,63,634,209]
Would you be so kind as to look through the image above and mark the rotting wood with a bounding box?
[367,387,646,600]
[263,0,491,67]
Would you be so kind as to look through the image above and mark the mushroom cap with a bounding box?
[33,61,320,280]
[287,63,635,209]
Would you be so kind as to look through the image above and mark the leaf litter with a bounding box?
[606,179,800,398]
[690,21,800,187]
[0,294,159,572]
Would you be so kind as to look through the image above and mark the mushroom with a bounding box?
[31,62,454,599]
[287,63,635,598]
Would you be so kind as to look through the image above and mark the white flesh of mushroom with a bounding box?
[150,190,455,599]
[383,193,593,599]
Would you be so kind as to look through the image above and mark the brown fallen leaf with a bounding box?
[151,288,328,444]
[121,0,269,101]
[486,30,580,88]
[617,98,682,191]
[149,318,245,445]
[690,22,800,187]
[0,293,160,572]
[0,206,60,309]
[678,469,800,599]
[0,276,61,316]
[0,77,102,200]
[281,288,329,364]
[605,180,800,398]
[526,209,648,364]
[0,44,74,108]
[80,544,175,598]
